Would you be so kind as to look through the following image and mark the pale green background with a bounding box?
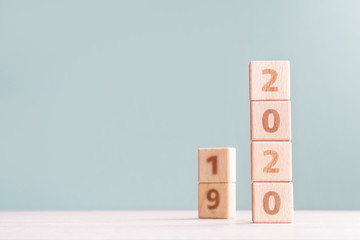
[1,0,359,210]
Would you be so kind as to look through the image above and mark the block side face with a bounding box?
[288,102,292,140]
[288,182,294,222]
[289,144,293,180]
[252,182,293,223]
[251,143,255,181]
[198,183,235,219]
[250,101,291,141]
[251,142,292,182]
[227,148,237,183]
[227,183,236,219]
[198,148,233,183]
[249,61,290,101]
[250,102,254,140]
[251,183,255,222]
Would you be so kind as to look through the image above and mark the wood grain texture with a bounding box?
[250,101,291,141]
[252,182,293,223]
[198,183,236,219]
[251,142,292,182]
[198,148,236,183]
[1,211,360,240]
[249,61,290,101]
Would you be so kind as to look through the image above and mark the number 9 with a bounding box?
[207,189,220,210]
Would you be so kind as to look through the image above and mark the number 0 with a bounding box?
[263,191,281,215]
[262,109,280,133]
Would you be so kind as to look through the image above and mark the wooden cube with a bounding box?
[250,101,291,141]
[252,182,293,223]
[251,142,292,182]
[198,183,236,219]
[198,148,236,183]
[249,61,290,101]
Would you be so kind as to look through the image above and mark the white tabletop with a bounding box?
[0,210,359,240]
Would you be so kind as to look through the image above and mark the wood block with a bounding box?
[249,61,290,101]
[251,142,292,182]
[252,182,293,223]
[198,148,236,183]
[198,183,236,219]
[250,101,291,141]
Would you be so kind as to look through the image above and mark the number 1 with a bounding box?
[207,156,217,174]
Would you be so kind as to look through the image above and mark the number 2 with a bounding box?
[207,156,217,174]
[262,69,278,92]
[263,150,279,173]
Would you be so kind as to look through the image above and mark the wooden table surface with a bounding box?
[1,210,359,240]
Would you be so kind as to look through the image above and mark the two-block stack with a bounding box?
[249,61,294,223]
[198,148,236,219]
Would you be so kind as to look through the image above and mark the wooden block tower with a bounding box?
[198,148,236,219]
[249,61,294,223]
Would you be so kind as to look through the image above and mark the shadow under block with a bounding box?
[251,142,292,182]
[252,182,293,223]
[250,101,291,141]
[249,61,290,101]
[198,183,236,219]
[198,148,236,183]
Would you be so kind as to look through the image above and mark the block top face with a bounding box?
[249,61,290,101]
[198,148,236,183]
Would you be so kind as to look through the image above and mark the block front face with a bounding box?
[250,101,291,141]
[198,183,236,219]
[249,61,290,101]
[251,142,292,182]
[252,182,293,223]
[198,148,236,183]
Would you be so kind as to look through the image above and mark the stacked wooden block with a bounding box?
[198,148,236,219]
[249,61,294,223]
